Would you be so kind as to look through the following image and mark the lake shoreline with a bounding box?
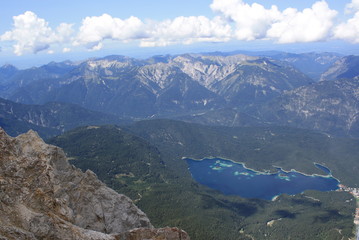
[183,156,340,181]
[185,156,340,200]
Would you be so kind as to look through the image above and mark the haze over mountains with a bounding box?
[1,54,312,116]
[1,51,358,138]
[3,0,359,238]
[1,50,359,239]
[0,97,124,138]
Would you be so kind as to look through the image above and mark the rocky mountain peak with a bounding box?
[0,128,189,239]
[86,59,131,70]
[0,64,18,72]
[320,55,359,81]
[168,54,257,88]
[137,63,180,89]
[0,64,19,80]
[3,52,313,118]
[255,77,359,137]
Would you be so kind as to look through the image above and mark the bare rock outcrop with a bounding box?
[0,128,189,240]
[119,227,190,240]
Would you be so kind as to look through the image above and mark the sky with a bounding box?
[1,0,359,68]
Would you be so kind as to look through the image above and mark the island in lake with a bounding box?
[185,157,339,200]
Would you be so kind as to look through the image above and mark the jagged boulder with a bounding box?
[0,128,189,240]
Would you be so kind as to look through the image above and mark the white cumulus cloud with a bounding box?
[63,47,71,53]
[333,12,359,43]
[267,1,337,43]
[140,16,232,47]
[211,0,281,41]
[346,0,359,13]
[1,1,359,56]
[0,11,73,55]
[74,14,146,50]
[333,0,359,43]
[211,0,337,43]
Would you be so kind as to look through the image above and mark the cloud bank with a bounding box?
[0,11,73,55]
[334,0,359,43]
[140,16,232,47]
[74,14,146,50]
[1,0,359,55]
[267,1,337,43]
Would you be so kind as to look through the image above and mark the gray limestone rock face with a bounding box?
[119,227,191,240]
[0,128,181,240]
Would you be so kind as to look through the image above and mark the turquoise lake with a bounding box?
[185,157,339,200]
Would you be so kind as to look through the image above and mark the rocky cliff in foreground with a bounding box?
[0,128,189,240]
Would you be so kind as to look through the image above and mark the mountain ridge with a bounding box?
[3,53,312,118]
[320,55,359,81]
[0,97,126,138]
[1,51,358,138]
[253,77,359,138]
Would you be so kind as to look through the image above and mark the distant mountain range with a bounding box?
[0,51,358,138]
[320,55,359,81]
[2,51,359,239]
[207,50,341,81]
[1,54,311,117]
[255,77,359,138]
[254,55,359,137]
[0,97,124,138]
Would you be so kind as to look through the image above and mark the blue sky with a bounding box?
[1,0,359,68]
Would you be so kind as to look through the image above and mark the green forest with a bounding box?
[48,120,358,240]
